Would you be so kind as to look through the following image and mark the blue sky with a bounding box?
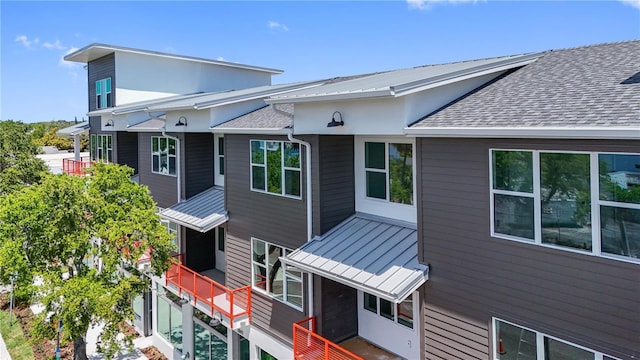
[1,1,638,123]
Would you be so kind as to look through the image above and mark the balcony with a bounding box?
[293,317,363,360]
[164,257,251,330]
[62,158,93,176]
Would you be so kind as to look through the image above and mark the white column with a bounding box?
[181,303,194,359]
[74,134,81,161]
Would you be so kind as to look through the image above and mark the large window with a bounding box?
[491,150,640,262]
[363,292,414,329]
[250,140,301,198]
[90,134,112,163]
[156,284,182,352]
[161,219,179,252]
[152,136,176,176]
[251,238,303,310]
[365,141,413,205]
[493,319,620,360]
[96,78,112,109]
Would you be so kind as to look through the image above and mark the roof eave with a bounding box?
[403,127,640,139]
[266,89,393,104]
[210,128,291,135]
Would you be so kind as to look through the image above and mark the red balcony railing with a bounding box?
[293,317,363,360]
[165,258,251,329]
[62,158,93,176]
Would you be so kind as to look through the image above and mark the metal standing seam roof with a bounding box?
[159,187,227,233]
[281,213,428,303]
[267,53,542,103]
[56,122,90,136]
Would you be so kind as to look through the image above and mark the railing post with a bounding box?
[229,290,235,329]
[325,341,330,360]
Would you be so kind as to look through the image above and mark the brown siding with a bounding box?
[419,138,640,360]
[137,132,178,208]
[312,135,355,236]
[116,132,138,173]
[317,278,358,343]
[184,133,214,198]
[87,53,115,112]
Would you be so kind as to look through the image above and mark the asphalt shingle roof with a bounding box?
[213,103,293,131]
[410,40,640,129]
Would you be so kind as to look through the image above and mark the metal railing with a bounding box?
[165,257,251,329]
[293,317,363,360]
[62,158,93,176]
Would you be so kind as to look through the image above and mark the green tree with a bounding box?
[33,127,74,150]
[0,120,48,195]
[0,163,175,360]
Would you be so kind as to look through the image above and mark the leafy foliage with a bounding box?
[0,120,48,195]
[0,163,175,360]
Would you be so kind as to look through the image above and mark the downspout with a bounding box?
[286,128,314,319]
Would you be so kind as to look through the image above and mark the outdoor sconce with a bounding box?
[175,116,187,126]
[104,119,114,127]
[327,111,344,127]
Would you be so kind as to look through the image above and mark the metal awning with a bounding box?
[282,213,428,303]
[159,187,227,233]
[56,122,90,136]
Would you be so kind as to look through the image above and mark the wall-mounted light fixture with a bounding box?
[104,119,114,127]
[175,116,187,127]
[327,111,344,127]
[209,311,222,327]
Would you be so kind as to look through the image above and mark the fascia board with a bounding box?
[266,89,393,104]
[210,128,290,135]
[403,127,640,139]
[194,83,326,110]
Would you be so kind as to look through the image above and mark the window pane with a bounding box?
[106,93,112,107]
[494,194,535,240]
[96,80,101,93]
[152,138,158,152]
[218,138,225,155]
[379,298,394,320]
[496,320,537,360]
[194,321,210,360]
[160,154,168,174]
[252,166,265,190]
[168,139,176,155]
[285,275,302,308]
[492,150,534,193]
[397,294,413,329]
[152,155,159,173]
[253,264,267,290]
[540,153,591,250]
[105,77,111,92]
[157,296,171,343]
[285,169,300,197]
[217,227,225,252]
[91,135,97,161]
[365,142,385,169]
[366,171,386,199]
[169,157,176,175]
[389,143,413,205]
[267,245,283,300]
[160,138,167,152]
[544,337,594,360]
[211,331,227,360]
[253,239,265,264]
[599,154,640,204]
[251,140,264,164]
[363,293,377,313]
[219,157,224,175]
[600,205,640,259]
[284,143,300,168]
[266,142,282,194]
[260,349,278,360]
[171,304,182,351]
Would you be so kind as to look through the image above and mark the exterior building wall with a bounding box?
[137,132,179,208]
[184,228,215,272]
[116,132,138,173]
[316,277,358,343]
[88,53,115,111]
[184,133,215,198]
[418,138,640,360]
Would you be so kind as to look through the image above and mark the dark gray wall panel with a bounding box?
[87,53,115,112]
[116,131,138,173]
[137,132,177,208]
[184,133,214,198]
[418,138,640,359]
[185,228,215,272]
[312,136,355,236]
[318,278,357,343]
[226,233,309,346]
[225,134,307,250]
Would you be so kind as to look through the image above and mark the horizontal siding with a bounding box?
[184,133,214,198]
[419,138,640,360]
[116,132,138,173]
[225,134,307,250]
[87,54,115,112]
[226,233,308,345]
[137,132,177,208]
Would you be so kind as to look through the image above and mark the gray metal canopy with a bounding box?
[282,213,428,303]
[159,187,227,233]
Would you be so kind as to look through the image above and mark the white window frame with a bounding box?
[96,78,112,109]
[489,149,640,264]
[249,140,301,199]
[363,292,416,330]
[355,136,416,223]
[492,318,621,360]
[160,219,179,253]
[90,134,113,163]
[214,134,225,187]
[250,238,304,311]
[151,136,177,176]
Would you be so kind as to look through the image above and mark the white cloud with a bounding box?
[407,0,481,10]
[15,35,40,49]
[59,46,79,68]
[268,20,289,31]
[216,56,226,61]
[619,0,640,10]
[42,40,66,50]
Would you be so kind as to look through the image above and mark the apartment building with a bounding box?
[62,40,639,360]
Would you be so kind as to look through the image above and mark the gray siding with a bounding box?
[87,53,115,112]
[137,132,178,208]
[316,277,358,343]
[184,133,214,198]
[116,132,138,173]
[419,138,640,360]
[312,135,355,236]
